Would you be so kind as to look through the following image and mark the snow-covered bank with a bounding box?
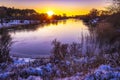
[0,56,119,80]
[0,20,40,28]
[56,65,120,80]
[0,57,50,80]
[85,65,120,80]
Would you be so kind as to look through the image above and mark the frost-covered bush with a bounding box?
[50,38,105,78]
[85,65,120,80]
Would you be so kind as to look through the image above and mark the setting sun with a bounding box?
[47,11,54,16]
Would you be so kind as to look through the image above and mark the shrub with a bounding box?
[0,28,12,63]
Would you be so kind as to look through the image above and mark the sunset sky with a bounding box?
[0,0,110,16]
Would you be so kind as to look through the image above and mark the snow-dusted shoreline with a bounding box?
[0,20,40,28]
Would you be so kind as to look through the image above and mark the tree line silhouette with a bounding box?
[0,6,68,25]
[77,0,120,28]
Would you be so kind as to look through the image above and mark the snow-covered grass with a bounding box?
[56,65,120,80]
[0,57,50,80]
[85,65,120,80]
[0,53,119,80]
[0,20,40,28]
[12,57,35,65]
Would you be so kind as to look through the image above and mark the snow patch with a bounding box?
[0,20,40,28]
[13,57,35,65]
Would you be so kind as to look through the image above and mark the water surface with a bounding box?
[10,19,89,58]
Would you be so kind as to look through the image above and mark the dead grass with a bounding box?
[95,22,120,44]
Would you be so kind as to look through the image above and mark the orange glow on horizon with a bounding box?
[36,9,92,16]
[35,5,105,16]
[36,7,105,16]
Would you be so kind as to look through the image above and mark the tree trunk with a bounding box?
[0,18,4,26]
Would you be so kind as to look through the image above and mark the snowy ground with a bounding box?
[56,65,120,80]
[0,20,40,28]
[0,56,119,80]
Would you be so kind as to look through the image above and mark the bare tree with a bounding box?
[0,28,12,63]
[107,0,120,14]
